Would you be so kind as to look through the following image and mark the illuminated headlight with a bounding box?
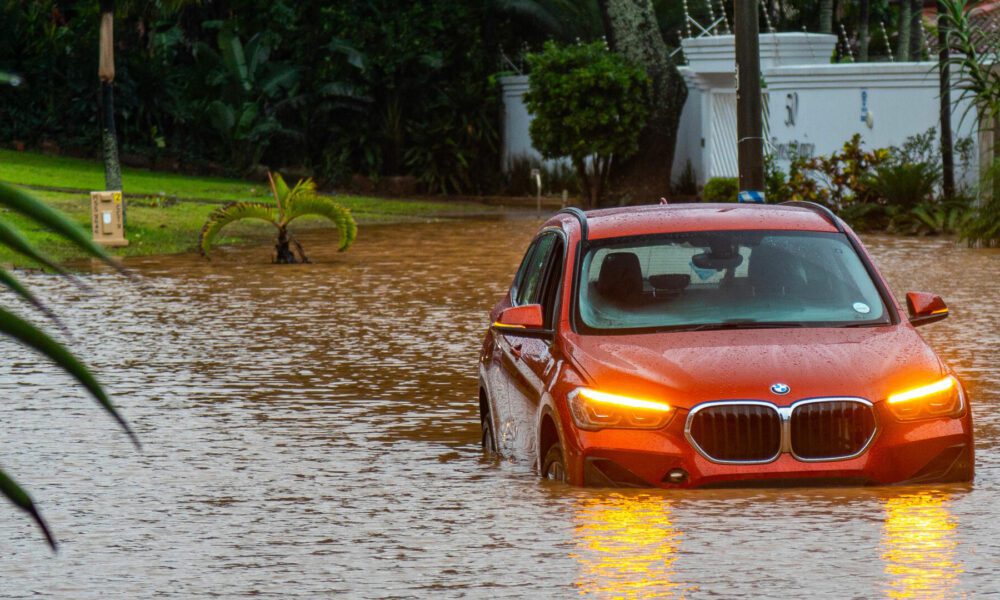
[568,388,673,431]
[887,375,964,421]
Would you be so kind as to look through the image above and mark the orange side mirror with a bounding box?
[494,304,545,330]
[906,292,949,327]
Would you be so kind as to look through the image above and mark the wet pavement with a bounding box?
[0,219,997,598]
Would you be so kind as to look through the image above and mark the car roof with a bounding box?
[553,203,841,240]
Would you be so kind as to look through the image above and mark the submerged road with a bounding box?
[0,218,997,597]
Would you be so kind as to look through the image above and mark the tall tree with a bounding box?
[819,0,833,33]
[897,0,911,60]
[909,0,923,59]
[596,0,687,201]
[99,0,122,192]
[859,0,870,61]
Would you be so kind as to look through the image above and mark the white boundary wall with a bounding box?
[501,33,979,192]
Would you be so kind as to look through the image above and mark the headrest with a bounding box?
[596,252,643,305]
[748,244,806,292]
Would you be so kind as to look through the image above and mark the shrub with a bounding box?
[867,163,939,208]
[702,177,739,202]
[961,160,1000,247]
[787,134,890,209]
[524,41,650,207]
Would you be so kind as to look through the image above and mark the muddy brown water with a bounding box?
[0,218,997,598]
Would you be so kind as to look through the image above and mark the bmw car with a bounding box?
[478,202,973,488]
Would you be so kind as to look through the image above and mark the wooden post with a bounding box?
[734,0,765,200]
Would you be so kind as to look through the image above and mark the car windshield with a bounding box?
[577,230,890,333]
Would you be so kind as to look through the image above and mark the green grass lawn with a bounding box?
[0,150,496,267]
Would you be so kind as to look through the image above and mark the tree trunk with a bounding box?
[859,0,870,62]
[909,0,923,60]
[274,227,298,264]
[819,0,833,33]
[937,0,955,199]
[896,0,911,61]
[99,0,122,194]
[596,0,688,204]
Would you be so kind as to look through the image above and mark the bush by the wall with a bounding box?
[524,41,649,207]
[702,177,738,202]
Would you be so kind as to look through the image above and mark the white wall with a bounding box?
[766,63,979,188]
[500,75,537,165]
[500,34,979,193]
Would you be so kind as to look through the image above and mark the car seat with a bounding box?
[596,252,643,306]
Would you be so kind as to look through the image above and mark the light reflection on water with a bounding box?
[572,493,685,598]
[882,492,962,599]
[0,220,995,597]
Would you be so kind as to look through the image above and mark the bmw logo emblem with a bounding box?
[770,383,790,395]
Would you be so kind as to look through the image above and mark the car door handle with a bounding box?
[511,344,523,360]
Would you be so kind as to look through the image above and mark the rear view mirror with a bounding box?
[906,292,949,327]
[494,304,544,330]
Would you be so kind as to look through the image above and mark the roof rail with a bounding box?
[778,201,844,232]
[558,207,589,242]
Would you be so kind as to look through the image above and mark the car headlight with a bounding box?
[887,375,964,421]
[568,388,673,431]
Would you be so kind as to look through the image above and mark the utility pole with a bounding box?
[734,0,765,201]
[937,1,955,199]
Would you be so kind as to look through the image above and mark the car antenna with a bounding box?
[558,207,588,243]
[778,200,844,232]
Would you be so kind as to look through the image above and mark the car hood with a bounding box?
[562,325,945,409]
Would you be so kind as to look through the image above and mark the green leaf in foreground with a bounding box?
[0,468,56,550]
[0,306,138,449]
[0,182,123,273]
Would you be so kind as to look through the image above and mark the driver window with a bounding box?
[516,233,557,306]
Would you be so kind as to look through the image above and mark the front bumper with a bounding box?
[567,405,974,488]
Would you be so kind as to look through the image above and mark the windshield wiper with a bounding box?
[676,320,809,332]
[838,321,891,328]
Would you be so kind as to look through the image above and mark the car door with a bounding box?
[495,231,563,458]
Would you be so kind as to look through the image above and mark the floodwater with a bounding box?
[0,218,997,598]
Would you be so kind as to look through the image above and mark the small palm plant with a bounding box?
[199,172,357,263]
[0,182,137,550]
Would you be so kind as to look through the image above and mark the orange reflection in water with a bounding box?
[881,492,964,599]
[572,493,685,598]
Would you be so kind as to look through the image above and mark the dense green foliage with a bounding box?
[0,182,136,549]
[0,1,503,193]
[940,0,1000,246]
[524,41,649,206]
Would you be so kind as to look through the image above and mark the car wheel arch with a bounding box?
[537,405,564,473]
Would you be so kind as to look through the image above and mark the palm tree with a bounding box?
[99,0,122,193]
[0,182,137,550]
[819,0,833,33]
[859,0,871,61]
[199,172,357,263]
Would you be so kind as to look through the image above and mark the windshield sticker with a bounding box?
[853,302,871,314]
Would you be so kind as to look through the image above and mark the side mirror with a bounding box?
[493,304,545,331]
[906,292,949,327]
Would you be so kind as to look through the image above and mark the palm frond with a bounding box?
[286,196,358,252]
[0,183,122,274]
[198,201,278,257]
[0,267,58,325]
[0,468,56,550]
[0,219,72,276]
[0,306,137,448]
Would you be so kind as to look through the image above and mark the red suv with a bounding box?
[478,203,973,488]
